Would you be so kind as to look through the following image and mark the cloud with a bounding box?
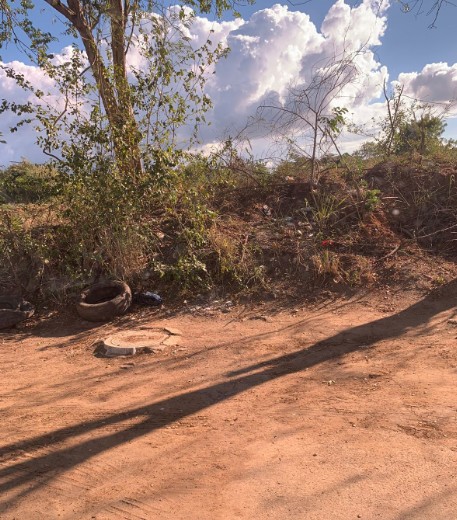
[397,62,457,103]
[198,1,389,153]
[0,60,65,163]
[321,0,388,47]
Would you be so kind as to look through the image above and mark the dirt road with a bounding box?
[1,283,457,519]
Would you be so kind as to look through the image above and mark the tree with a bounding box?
[0,160,58,203]
[356,82,454,159]
[0,1,254,178]
[381,81,406,157]
[397,113,446,155]
[0,1,257,284]
[257,50,357,185]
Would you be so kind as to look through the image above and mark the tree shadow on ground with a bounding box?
[1,280,456,512]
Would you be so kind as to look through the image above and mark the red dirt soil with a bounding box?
[1,283,457,519]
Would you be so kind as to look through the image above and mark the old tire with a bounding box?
[0,296,35,330]
[76,281,132,322]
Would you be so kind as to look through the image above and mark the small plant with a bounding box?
[0,207,54,294]
[364,189,381,211]
[311,250,342,282]
[433,275,446,286]
[164,254,211,292]
[305,192,347,234]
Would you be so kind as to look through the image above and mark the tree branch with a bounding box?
[43,0,76,22]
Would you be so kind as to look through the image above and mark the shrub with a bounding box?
[0,161,58,204]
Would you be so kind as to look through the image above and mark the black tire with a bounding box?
[0,296,35,330]
[76,280,132,322]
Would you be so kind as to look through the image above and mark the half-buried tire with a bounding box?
[76,280,132,322]
[0,296,35,329]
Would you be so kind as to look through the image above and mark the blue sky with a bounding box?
[0,0,456,163]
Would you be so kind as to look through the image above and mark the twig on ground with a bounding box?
[377,243,401,262]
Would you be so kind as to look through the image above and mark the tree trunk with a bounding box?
[419,118,426,155]
[310,112,319,186]
[44,0,143,176]
[109,0,143,175]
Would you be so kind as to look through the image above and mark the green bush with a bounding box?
[0,161,58,204]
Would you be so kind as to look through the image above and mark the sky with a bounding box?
[0,0,456,165]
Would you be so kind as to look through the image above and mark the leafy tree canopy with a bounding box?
[397,114,446,155]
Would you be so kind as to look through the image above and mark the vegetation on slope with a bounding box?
[1,141,457,304]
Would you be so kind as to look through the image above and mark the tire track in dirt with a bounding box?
[101,498,161,520]
[93,497,167,520]
[0,448,123,516]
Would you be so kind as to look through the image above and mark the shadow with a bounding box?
[226,284,451,377]
[3,284,369,346]
[1,280,456,511]
[397,486,457,519]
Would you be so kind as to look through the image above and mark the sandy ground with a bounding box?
[1,282,457,520]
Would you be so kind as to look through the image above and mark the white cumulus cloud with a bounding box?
[397,62,457,103]
[198,0,389,153]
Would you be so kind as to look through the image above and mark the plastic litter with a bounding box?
[133,291,163,306]
[262,204,271,216]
